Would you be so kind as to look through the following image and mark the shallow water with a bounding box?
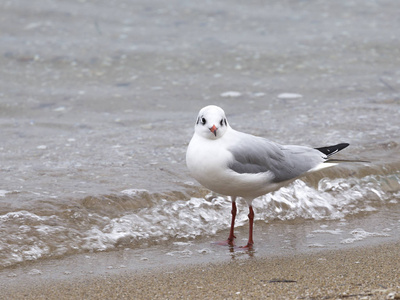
[1,0,400,271]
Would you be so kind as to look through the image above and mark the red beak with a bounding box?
[209,125,217,136]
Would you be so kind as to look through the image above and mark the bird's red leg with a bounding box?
[241,205,254,248]
[227,201,237,245]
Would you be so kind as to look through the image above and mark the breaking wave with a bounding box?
[0,171,399,269]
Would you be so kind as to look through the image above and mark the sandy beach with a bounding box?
[2,242,399,299]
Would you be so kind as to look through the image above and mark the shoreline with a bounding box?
[2,241,400,299]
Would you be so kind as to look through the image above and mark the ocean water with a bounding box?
[1,0,400,271]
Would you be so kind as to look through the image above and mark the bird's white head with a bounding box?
[194,105,229,140]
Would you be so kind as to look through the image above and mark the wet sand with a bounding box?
[3,242,400,299]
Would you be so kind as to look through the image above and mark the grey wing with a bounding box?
[228,135,326,182]
[276,145,326,181]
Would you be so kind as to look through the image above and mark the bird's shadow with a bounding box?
[212,241,256,258]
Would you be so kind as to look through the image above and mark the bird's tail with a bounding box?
[315,143,349,157]
[315,143,370,163]
[324,158,371,163]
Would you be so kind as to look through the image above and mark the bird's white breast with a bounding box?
[186,134,232,190]
[186,132,276,198]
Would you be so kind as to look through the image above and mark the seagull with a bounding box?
[186,105,352,248]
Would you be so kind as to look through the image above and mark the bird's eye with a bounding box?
[220,119,224,126]
[201,117,206,125]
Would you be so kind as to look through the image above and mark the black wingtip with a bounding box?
[315,143,349,157]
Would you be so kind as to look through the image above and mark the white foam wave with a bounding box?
[80,174,398,252]
[0,173,398,268]
[253,175,390,221]
[341,228,391,244]
[81,196,232,251]
[0,190,11,197]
